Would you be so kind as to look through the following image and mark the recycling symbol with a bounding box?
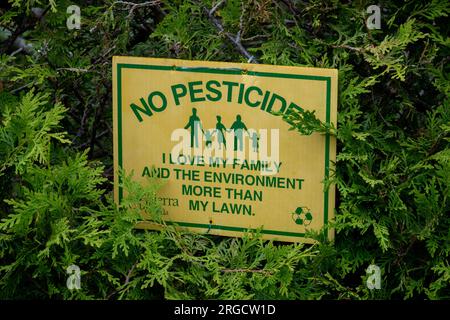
[292,207,313,226]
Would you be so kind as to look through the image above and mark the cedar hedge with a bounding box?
[0,0,448,299]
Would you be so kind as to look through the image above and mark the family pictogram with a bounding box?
[184,108,259,152]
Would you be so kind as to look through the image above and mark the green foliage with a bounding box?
[0,0,449,300]
[0,91,68,174]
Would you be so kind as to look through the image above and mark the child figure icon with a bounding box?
[250,131,259,152]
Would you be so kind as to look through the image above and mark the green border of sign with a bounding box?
[116,63,332,240]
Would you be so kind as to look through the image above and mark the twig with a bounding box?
[88,81,108,159]
[221,268,273,275]
[10,47,23,56]
[124,263,137,285]
[202,3,258,63]
[3,5,51,54]
[331,44,365,53]
[10,82,33,94]
[78,129,109,148]
[56,67,91,73]
[242,34,269,42]
[112,1,161,19]
[106,262,138,299]
[92,45,117,66]
[315,38,366,54]
[210,0,226,15]
[235,2,245,44]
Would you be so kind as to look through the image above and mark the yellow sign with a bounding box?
[113,56,337,243]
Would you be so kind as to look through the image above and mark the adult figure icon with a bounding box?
[184,108,203,148]
[230,114,248,151]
